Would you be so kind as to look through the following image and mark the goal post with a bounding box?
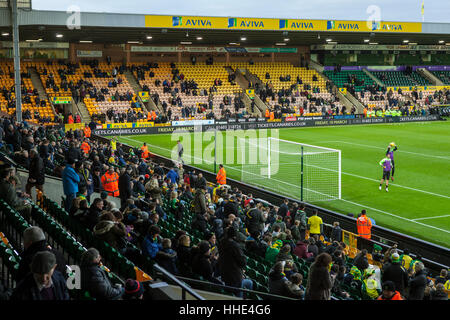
[239,137,341,202]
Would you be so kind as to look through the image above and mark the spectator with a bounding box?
[362,268,380,299]
[287,273,305,299]
[62,158,80,212]
[430,283,448,301]
[25,149,45,198]
[118,166,133,209]
[93,212,128,251]
[142,225,162,259]
[176,234,192,276]
[191,240,220,283]
[305,252,335,300]
[245,201,267,236]
[122,279,145,300]
[381,252,409,297]
[16,226,67,283]
[353,249,370,272]
[268,261,302,299]
[307,210,323,237]
[330,222,342,242]
[155,238,178,275]
[408,261,427,300]
[217,227,252,297]
[84,198,103,230]
[0,165,32,219]
[11,251,69,301]
[80,248,124,300]
[377,281,403,300]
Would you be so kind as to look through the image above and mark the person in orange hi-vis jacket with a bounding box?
[216,164,226,185]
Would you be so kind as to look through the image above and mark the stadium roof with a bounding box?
[0,9,449,46]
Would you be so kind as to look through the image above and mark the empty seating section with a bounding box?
[0,62,55,125]
[372,71,432,86]
[323,70,375,92]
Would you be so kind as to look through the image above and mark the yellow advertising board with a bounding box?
[101,121,154,129]
[145,15,422,33]
[52,96,72,104]
[64,123,85,132]
[139,91,149,102]
[338,87,347,95]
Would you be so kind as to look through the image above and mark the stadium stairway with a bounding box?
[319,70,362,113]
[29,68,49,102]
[29,67,59,119]
[416,68,444,86]
[362,69,385,87]
[74,99,92,123]
[124,69,156,113]
[126,69,162,114]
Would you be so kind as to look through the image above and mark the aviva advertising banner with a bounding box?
[145,15,422,33]
[101,122,154,129]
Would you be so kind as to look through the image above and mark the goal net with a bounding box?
[239,137,341,202]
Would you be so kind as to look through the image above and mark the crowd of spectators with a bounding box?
[0,116,448,301]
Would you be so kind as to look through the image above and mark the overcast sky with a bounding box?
[32,0,450,23]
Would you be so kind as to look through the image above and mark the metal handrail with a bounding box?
[172,275,299,301]
[153,263,206,300]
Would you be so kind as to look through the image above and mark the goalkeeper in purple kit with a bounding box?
[386,142,397,181]
[379,155,393,192]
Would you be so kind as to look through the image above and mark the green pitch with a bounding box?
[110,120,450,248]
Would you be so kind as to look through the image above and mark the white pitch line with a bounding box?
[322,140,450,161]
[337,199,450,235]
[120,135,450,200]
[412,214,450,221]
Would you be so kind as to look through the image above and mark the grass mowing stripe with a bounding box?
[323,140,450,160]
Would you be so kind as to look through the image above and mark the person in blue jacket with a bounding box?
[166,166,179,185]
[142,225,162,259]
[62,158,80,212]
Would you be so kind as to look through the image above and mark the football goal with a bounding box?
[239,137,341,202]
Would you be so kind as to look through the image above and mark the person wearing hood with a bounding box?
[145,175,162,204]
[245,231,267,258]
[363,268,381,299]
[268,261,303,299]
[93,212,128,251]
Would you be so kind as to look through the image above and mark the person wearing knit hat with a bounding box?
[378,281,403,300]
[391,252,400,263]
[381,251,409,297]
[11,251,70,300]
[123,279,145,300]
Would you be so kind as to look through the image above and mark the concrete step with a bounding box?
[75,100,91,123]
[29,68,48,100]
[124,70,160,113]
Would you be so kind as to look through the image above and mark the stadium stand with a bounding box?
[0,62,57,126]
[129,61,248,121]
[233,62,344,116]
